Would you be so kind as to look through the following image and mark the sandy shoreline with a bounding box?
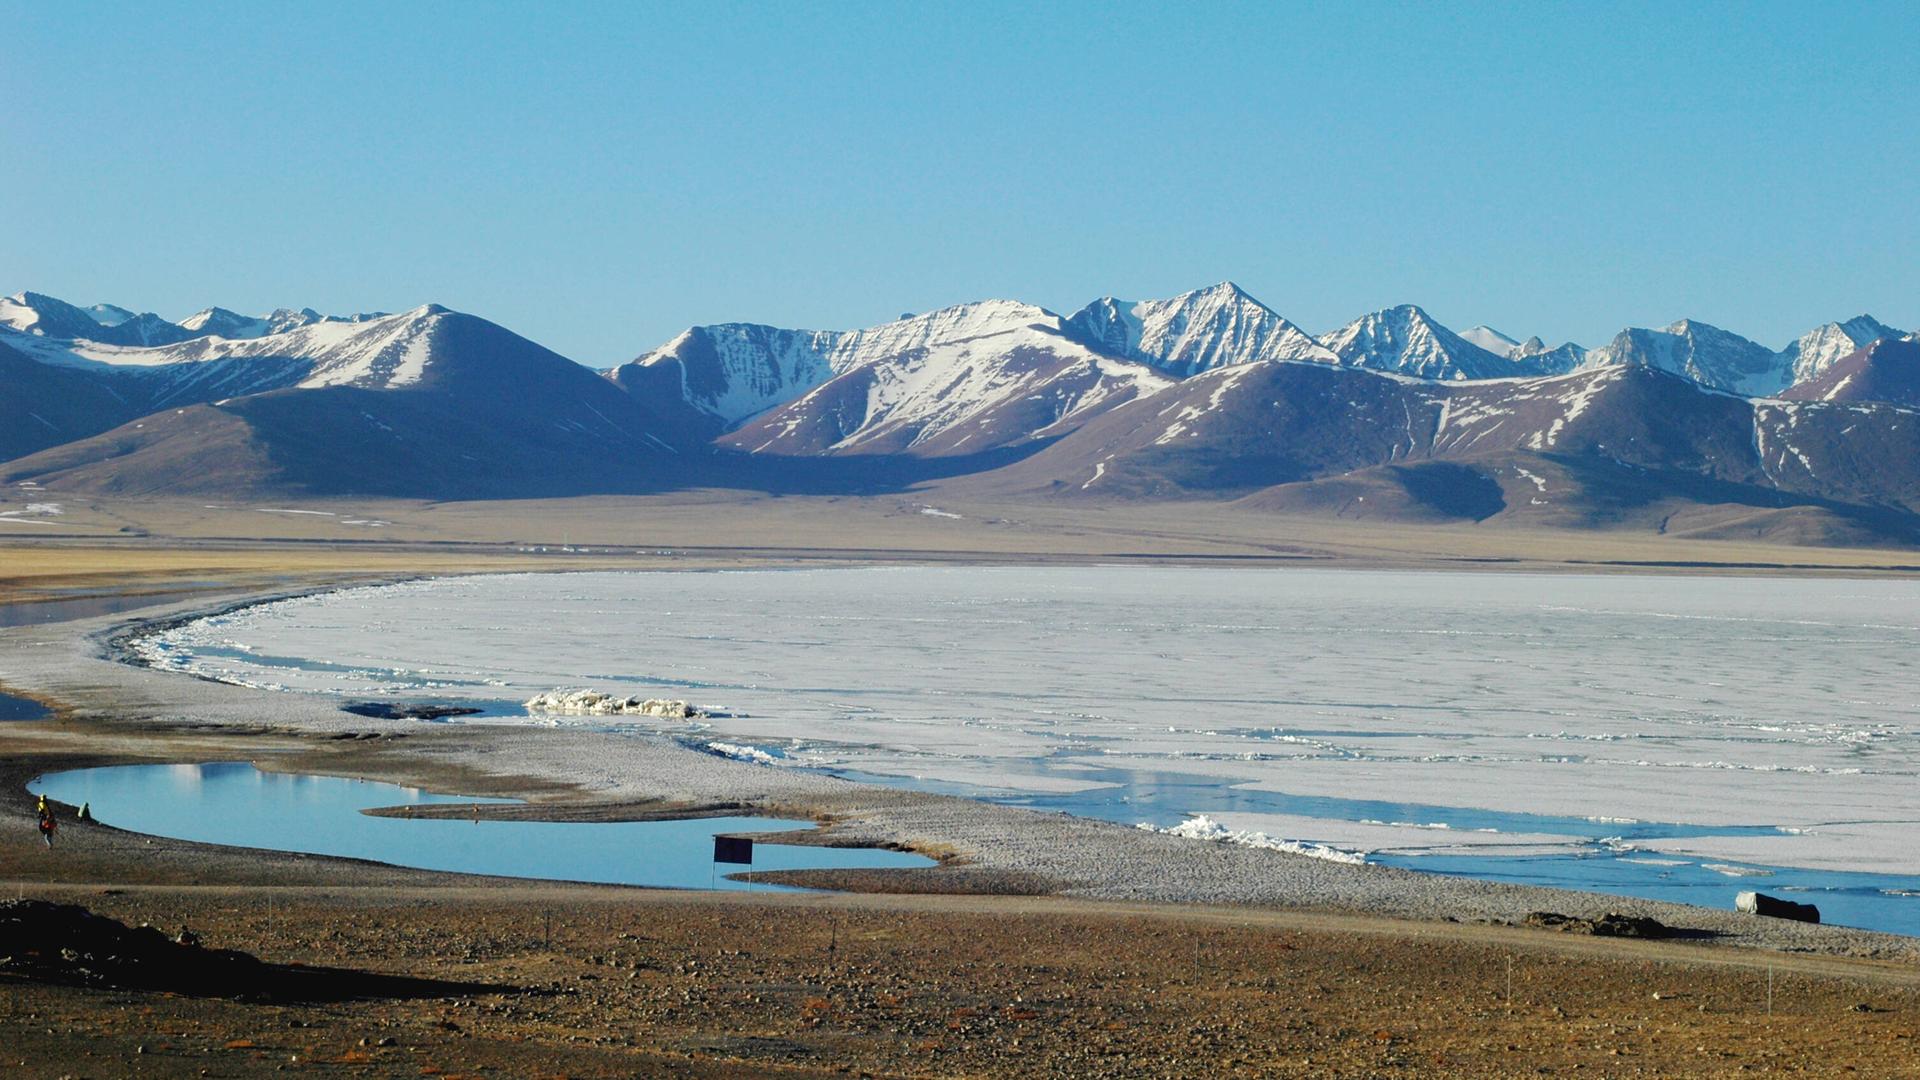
[4,574,1915,961]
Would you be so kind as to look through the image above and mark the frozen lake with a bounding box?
[134,567,1920,932]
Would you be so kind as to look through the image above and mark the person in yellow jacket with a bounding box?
[34,793,57,847]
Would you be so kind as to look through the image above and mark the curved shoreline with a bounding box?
[4,573,1917,960]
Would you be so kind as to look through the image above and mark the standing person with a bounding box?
[39,808,56,848]
[35,792,48,817]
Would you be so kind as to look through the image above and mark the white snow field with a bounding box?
[136,567,1920,878]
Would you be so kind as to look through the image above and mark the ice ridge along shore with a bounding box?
[523,690,705,718]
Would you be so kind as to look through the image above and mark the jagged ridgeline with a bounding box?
[3,285,1918,544]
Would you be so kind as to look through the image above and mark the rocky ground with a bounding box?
[3,875,1918,1079]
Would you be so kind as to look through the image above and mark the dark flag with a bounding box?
[713,835,753,865]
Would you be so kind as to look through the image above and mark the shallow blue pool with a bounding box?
[28,762,932,891]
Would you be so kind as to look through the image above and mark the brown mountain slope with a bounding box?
[0,340,154,461]
[1,312,708,499]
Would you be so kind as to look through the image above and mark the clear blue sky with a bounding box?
[6,1,1917,364]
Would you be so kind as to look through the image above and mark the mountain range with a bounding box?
[4,283,1919,546]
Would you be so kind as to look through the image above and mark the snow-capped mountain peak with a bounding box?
[1510,336,1588,375]
[180,306,271,340]
[83,303,137,327]
[1453,326,1589,375]
[1582,314,1910,395]
[3,292,112,338]
[1780,314,1902,385]
[1586,319,1789,396]
[1323,304,1519,381]
[1064,281,1334,376]
[4,290,398,351]
[1781,337,1920,406]
[615,299,1071,428]
[4,302,460,395]
[720,308,1174,457]
[262,307,393,336]
[0,292,195,347]
[1459,325,1522,358]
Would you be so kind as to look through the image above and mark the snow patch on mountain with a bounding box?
[288,305,450,389]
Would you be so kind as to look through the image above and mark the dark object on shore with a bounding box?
[1524,910,1676,939]
[714,836,754,865]
[1737,891,1820,924]
[342,701,484,720]
[0,899,512,1001]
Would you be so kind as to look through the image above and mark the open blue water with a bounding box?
[28,762,932,891]
[1381,852,1920,936]
[0,690,50,721]
[827,760,1920,936]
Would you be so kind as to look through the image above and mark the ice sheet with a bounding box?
[137,567,1920,879]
